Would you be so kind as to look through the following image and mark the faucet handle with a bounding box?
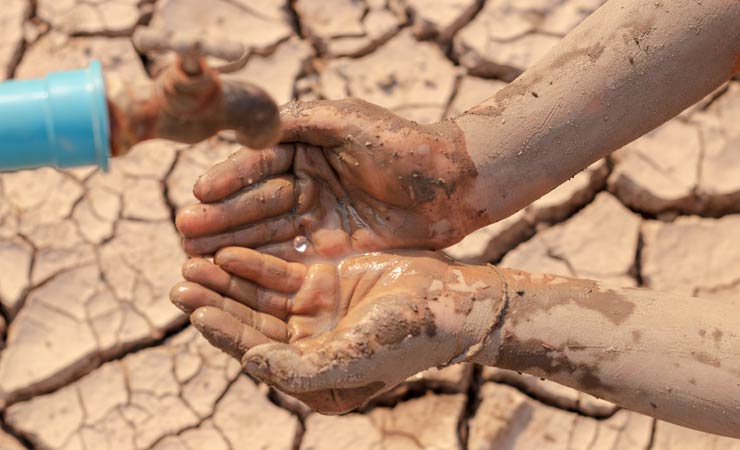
[133,28,250,76]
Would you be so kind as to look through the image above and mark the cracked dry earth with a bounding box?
[0,1,739,449]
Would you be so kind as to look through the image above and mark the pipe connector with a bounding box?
[0,61,111,172]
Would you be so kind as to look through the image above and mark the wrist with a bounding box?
[433,261,509,367]
[424,118,498,236]
[449,114,519,231]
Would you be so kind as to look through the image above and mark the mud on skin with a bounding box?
[485,268,740,438]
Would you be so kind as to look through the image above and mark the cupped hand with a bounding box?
[175,98,486,260]
[169,248,494,414]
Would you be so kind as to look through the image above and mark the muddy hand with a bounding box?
[176,98,489,258]
[169,249,501,414]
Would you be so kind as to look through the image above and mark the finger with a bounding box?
[176,176,296,238]
[172,282,288,341]
[181,258,293,318]
[181,215,298,256]
[288,263,339,317]
[215,246,306,293]
[193,145,295,203]
[191,306,274,361]
[293,145,348,205]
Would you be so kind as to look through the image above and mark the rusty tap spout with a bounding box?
[108,29,280,157]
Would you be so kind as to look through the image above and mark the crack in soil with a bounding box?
[161,150,182,226]
[0,317,189,410]
[488,376,621,422]
[145,374,241,450]
[632,228,645,287]
[458,364,483,450]
[286,0,304,39]
[645,418,658,450]
[67,0,156,38]
[4,0,35,79]
[0,413,33,450]
[266,388,306,450]
[495,180,612,265]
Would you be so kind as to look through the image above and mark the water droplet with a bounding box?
[293,236,309,253]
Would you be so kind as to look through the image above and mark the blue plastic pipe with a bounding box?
[0,60,110,172]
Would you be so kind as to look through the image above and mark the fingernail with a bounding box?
[190,307,209,328]
[169,284,189,310]
[181,259,200,279]
[213,248,233,266]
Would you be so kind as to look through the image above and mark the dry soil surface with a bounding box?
[0,1,739,449]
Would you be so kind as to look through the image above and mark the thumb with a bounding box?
[244,342,388,415]
[280,98,374,148]
[243,343,319,392]
[245,338,370,393]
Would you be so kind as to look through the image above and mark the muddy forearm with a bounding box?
[471,268,740,438]
[455,0,740,227]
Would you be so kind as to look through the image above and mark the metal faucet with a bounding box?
[110,28,281,156]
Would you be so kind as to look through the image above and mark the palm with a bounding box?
[176,99,481,259]
[285,251,445,346]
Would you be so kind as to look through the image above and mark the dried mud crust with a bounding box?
[608,82,740,216]
[0,0,739,449]
[35,0,154,36]
[0,0,28,80]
